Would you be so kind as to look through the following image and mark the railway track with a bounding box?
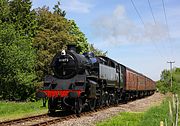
[0,105,112,126]
[30,106,113,126]
[0,113,49,126]
[0,96,147,126]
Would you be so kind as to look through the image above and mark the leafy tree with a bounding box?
[157,68,180,94]
[53,1,66,17]
[160,70,171,84]
[88,44,107,56]
[0,0,37,100]
[33,7,76,81]
[69,20,89,53]
[175,68,180,73]
[156,69,171,94]
[8,0,37,37]
[0,24,36,100]
[0,0,37,37]
[156,80,169,94]
[0,0,10,22]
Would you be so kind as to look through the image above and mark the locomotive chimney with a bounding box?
[67,45,76,52]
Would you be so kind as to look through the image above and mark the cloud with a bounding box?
[62,0,93,13]
[92,5,169,46]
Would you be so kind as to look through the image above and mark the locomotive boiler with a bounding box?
[36,45,156,114]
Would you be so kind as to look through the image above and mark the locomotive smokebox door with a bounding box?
[88,80,97,98]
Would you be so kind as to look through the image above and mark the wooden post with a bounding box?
[165,119,167,126]
[160,121,164,126]
[175,94,178,126]
[169,101,173,123]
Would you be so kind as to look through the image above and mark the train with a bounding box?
[36,45,156,114]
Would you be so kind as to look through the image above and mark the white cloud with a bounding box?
[62,0,93,13]
[92,5,169,46]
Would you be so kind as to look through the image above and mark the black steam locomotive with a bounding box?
[36,45,155,114]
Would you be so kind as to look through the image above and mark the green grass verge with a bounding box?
[0,100,47,121]
[96,99,170,126]
[138,99,170,126]
[96,112,143,126]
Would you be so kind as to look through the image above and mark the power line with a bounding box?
[130,0,145,26]
[162,0,174,59]
[147,0,156,24]
[130,0,167,62]
[147,0,168,61]
[162,0,169,31]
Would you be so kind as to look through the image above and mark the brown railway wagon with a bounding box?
[125,68,155,91]
[150,79,156,90]
[145,77,150,90]
[145,77,151,90]
[125,69,138,90]
[145,77,156,91]
[137,74,146,91]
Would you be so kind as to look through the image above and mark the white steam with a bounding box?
[92,5,168,45]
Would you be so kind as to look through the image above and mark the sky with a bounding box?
[31,0,180,81]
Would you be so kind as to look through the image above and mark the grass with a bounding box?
[96,99,170,126]
[138,99,170,126]
[96,112,143,126]
[173,72,180,124]
[0,100,47,121]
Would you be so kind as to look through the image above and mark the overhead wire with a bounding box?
[147,0,168,61]
[161,0,174,60]
[130,0,145,26]
[147,0,156,24]
[130,0,167,61]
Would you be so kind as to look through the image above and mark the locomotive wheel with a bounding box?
[88,99,96,111]
[74,98,83,114]
[104,94,110,106]
[109,94,116,105]
[99,92,109,106]
[114,95,119,105]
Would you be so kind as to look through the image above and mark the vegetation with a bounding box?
[96,112,143,126]
[33,6,76,81]
[96,99,170,126]
[0,0,37,100]
[156,68,180,94]
[0,0,106,101]
[0,100,47,120]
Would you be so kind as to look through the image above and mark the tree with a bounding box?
[0,0,37,100]
[9,0,37,37]
[160,70,171,83]
[0,24,36,100]
[33,7,76,81]
[157,68,180,94]
[0,0,10,23]
[69,20,89,53]
[53,1,66,17]
[0,0,38,37]
[88,44,107,56]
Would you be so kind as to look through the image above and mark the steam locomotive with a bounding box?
[36,45,156,114]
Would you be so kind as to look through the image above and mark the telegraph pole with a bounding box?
[167,61,175,87]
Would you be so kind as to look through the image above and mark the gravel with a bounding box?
[51,93,165,126]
